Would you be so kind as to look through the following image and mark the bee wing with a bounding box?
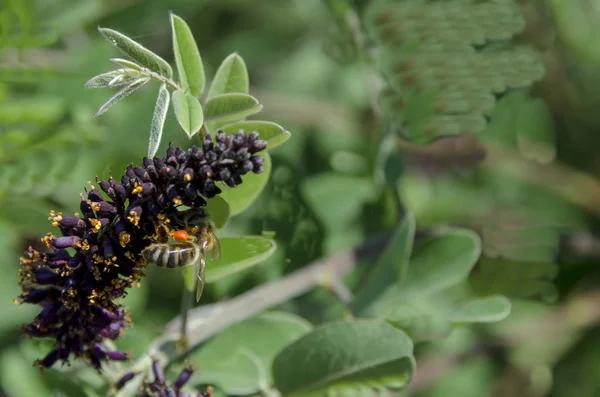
[195,255,206,303]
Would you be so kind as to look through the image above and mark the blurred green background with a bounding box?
[3,0,600,396]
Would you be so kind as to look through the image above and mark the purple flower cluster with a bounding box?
[117,360,212,397]
[16,130,267,370]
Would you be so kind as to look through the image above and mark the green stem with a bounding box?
[146,69,181,91]
[178,282,194,353]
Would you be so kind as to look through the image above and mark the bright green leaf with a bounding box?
[93,77,149,117]
[98,27,172,78]
[353,213,416,315]
[207,52,249,98]
[219,120,291,149]
[206,235,277,282]
[206,195,230,229]
[194,311,312,395]
[172,89,204,137]
[272,320,415,396]
[204,93,263,124]
[148,84,170,158]
[171,13,205,96]
[219,151,271,215]
[450,295,512,324]
[110,57,143,71]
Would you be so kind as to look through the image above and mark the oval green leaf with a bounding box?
[219,120,291,149]
[148,84,170,158]
[204,93,263,124]
[206,195,230,229]
[170,13,205,96]
[98,27,172,78]
[194,311,313,395]
[172,89,204,137]
[272,320,415,396]
[206,235,277,282]
[367,228,482,316]
[219,151,271,215]
[353,213,416,315]
[402,228,482,296]
[207,52,249,99]
[450,295,512,324]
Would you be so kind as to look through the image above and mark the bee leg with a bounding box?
[195,256,206,303]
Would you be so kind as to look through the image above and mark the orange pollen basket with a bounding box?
[173,230,190,242]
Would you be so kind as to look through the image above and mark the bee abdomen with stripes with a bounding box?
[141,242,201,268]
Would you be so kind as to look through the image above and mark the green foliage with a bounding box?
[170,13,206,96]
[98,27,173,78]
[205,235,277,282]
[207,53,249,98]
[171,89,204,137]
[148,84,170,157]
[203,93,263,125]
[364,0,546,146]
[88,15,283,167]
[219,152,272,215]
[193,311,312,395]
[7,1,600,397]
[272,320,415,396]
[219,120,291,149]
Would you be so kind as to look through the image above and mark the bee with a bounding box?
[141,208,220,302]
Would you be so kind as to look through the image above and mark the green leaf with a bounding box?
[470,257,559,303]
[98,27,172,78]
[194,311,312,395]
[450,295,512,324]
[219,120,291,149]
[207,52,249,98]
[84,70,136,89]
[206,235,277,282]
[148,84,170,158]
[385,295,454,341]
[402,228,482,296]
[367,228,482,317]
[219,151,271,215]
[110,57,144,71]
[93,77,149,117]
[272,320,415,396]
[171,13,205,96]
[353,213,416,315]
[171,89,204,137]
[206,195,230,229]
[204,93,263,124]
